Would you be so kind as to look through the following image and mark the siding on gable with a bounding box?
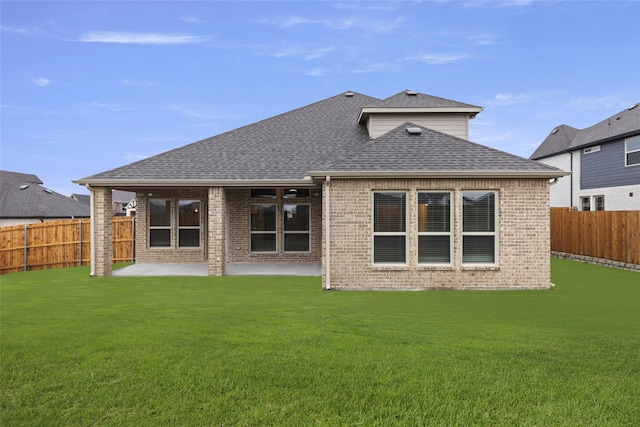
[581,139,640,189]
[367,113,470,139]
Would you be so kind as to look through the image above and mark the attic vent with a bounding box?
[405,90,418,96]
[44,188,53,194]
[345,91,354,97]
[19,184,29,190]
[406,126,422,135]
[629,103,639,110]
[551,128,559,135]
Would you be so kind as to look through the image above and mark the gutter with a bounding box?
[72,178,317,188]
[309,170,571,180]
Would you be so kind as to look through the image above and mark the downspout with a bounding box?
[324,175,331,290]
[87,184,95,277]
[569,152,574,208]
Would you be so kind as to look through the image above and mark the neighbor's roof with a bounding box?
[312,123,565,179]
[530,103,640,160]
[0,170,90,219]
[76,90,563,186]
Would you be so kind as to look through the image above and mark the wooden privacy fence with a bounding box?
[0,217,135,275]
[550,209,640,265]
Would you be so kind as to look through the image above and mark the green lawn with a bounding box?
[1,258,638,426]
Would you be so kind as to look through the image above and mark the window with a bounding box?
[284,188,310,198]
[417,192,452,264]
[625,135,640,166]
[594,195,605,211]
[283,204,310,252]
[373,192,406,264]
[251,204,276,252]
[251,189,277,198]
[581,197,591,211]
[178,200,200,247]
[149,199,171,247]
[462,191,497,264]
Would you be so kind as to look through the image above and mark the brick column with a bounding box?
[208,187,226,276]
[91,186,112,277]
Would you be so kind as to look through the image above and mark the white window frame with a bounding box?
[594,195,605,211]
[178,199,201,248]
[149,198,172,248]
[372,191,408,265]
[580,196,591,211]
[625,135,640,167]
[417,191,453,266]
[250,203,277,253]
[283,203,311,253]
[461,190,498,266]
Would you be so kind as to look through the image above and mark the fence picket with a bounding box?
[550,209,640,265]
[0,218,135,274]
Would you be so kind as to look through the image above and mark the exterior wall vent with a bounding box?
[583,145,601,154]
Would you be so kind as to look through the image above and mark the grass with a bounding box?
[1,258,638,426]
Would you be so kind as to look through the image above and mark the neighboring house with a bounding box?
[0,170,90,227]
[71,193,91,205]
[75,90,567,290]
[530,104,640,211]
[112,190,136,216]
[72,190,136,216]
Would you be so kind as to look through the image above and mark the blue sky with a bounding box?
[2,0,639,196]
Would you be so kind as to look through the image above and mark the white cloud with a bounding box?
[123,152,151,161]
[304,67,331,77]
[349,62,393,74]
[167,105,243,120]
[403,53,472,64]
[77,31,209,44]
[32,77,52,87]
[569,95,628,110]
[85,101,134,112]
[263,15,403,32]
[468,34,500,45]
[119,79,157,87]
[485,93,532,107]
[1,25,45,36]
[180,15,206,24]
[268,45,335,60]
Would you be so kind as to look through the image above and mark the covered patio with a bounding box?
[112,262,322,277]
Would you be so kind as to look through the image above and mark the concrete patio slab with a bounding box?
[112,262,321,277]
[113,263,208,276]
[225,262,321,276]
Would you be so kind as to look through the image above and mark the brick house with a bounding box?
[75,90,567,290]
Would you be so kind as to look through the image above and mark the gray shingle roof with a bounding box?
[530,103,640,160]
[366,90,482,109]
[319,123,562,174]
[76,90,563,185]
[1,170,90,219]
[79,91,378,182]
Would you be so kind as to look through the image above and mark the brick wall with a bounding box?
[324,178,551,290]
[92,186,112,277]
[135,189,208,264]
[226,188,322,263]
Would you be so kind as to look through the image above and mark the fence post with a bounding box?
[79,220,83,266]
[23,224,28,272]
